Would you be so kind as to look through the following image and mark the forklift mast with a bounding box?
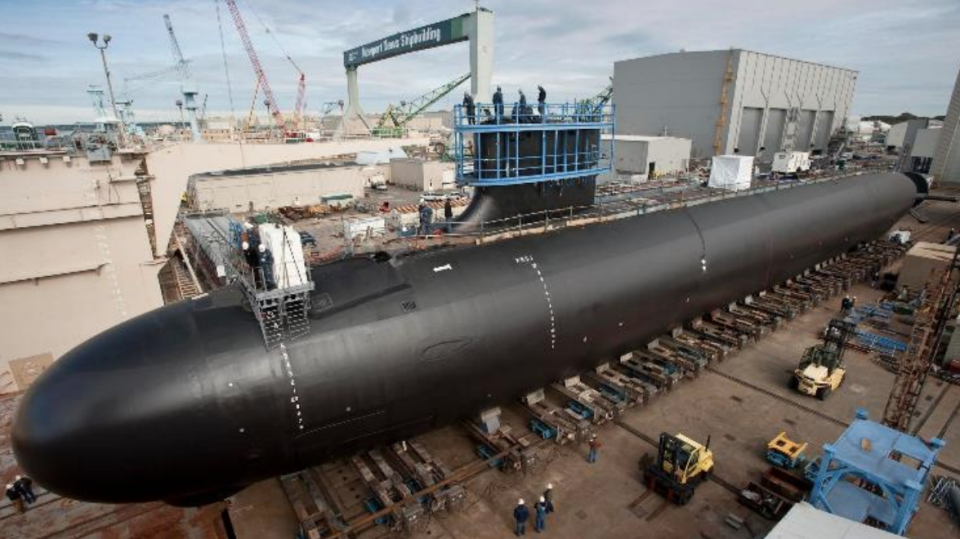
[657,433,691,480]
[823,318,857,362]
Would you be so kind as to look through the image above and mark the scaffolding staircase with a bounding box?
[247,288,311,349]
[171,223,204,300]
[134,171,158,256]
[882,267,955,432]
[180,212,315,350]
[712,49,735,156]
[230,226,314,350]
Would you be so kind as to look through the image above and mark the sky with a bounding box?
[1,0,958,124]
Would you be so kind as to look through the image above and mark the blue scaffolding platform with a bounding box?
[809,408,945,535]
[453,102,614,186]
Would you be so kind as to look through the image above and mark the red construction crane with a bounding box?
[224,0,285,130]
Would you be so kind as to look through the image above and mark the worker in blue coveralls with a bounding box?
[535,496,548,532]
[514,498,529,536]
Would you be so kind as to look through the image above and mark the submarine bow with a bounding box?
[13,173,919,504]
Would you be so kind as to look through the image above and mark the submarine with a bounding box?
[12,167,927,506]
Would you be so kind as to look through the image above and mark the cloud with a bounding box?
[0,50,48,61]
[0,32,61,45]
[2,0,959,124]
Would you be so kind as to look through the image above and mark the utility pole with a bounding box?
[87,32,127,148]
[176,99,186,140]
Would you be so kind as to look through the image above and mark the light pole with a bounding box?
[87,32,127,148]
[176,99,185,140]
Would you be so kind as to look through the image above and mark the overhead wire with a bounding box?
[215,0,246,165]
[240,0,303,74]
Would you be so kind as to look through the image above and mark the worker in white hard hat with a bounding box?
[513,498,529,536]
[257,243,275,290]
[543,483,554,513]
[535,496,549,532]
[588,434,601,463]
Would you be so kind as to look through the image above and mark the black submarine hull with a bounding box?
[13,173,918,505]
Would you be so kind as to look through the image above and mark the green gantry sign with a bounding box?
[343,15,468,68]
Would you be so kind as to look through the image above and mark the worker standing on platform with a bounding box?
[537,85,546,122]
[519,89,528,122]
[543,483,554,513]
[588,434,601,463]
[463,92,476,125]
[444,198,453,227]
[493,86,504,123]
[6,483,24,514]
[535,496,548,532]
[419,204,434,236]
[514,498,529,536]
[258,244,275,290]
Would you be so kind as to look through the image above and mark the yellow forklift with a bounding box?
[641,432,715,505]
[790,319,856,400]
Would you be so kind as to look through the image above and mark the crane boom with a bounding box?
[224,0,285,130]
[163,14,191,80]
[293,74,306,131]
[377,73,470,131]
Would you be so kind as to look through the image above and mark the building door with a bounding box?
[648,161,656,176]
[761,109,787,161]
[796,110,817,151]
[814,111,835,152]
[737,107,763,156]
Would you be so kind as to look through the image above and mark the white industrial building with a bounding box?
[886,118,942,149]
[908,127,941,173]
[390,158,455,191]
[932,67,960,184]
[604,135,691,176]
[613,49,857,161]
[188,162,368,212]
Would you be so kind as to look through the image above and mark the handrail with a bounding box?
[453,102,615,129]
[416,168,894,244]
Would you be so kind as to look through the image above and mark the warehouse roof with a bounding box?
[602,134,690,143]
[767,503,900,539]
[196,161,361,179]
[615,49,857,74]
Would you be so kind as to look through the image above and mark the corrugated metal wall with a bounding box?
[614,50,857,159]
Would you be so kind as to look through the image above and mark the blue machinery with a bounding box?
[809,409,945,535]
[453,102,614,186]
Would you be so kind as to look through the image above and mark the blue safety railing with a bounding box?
[453,102,614,187]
